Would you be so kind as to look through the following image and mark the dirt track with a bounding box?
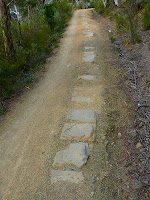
[0,9,117,200]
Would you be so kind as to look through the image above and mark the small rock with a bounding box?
[139,122,143,128]
[118,133,122,139]
[141,177,149,185]
[136,142,142,149]
[129,130,137,138]
[134,179,143,189]
[91,191,95,197]
[91,179,96,183]
[101,136,106,141]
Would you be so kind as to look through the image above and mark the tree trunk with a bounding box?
[103,0,107,8]
[28,4,31,15]
[43,0,46,8]
[0,0,16,59]
[82,0,86,9]
[14,5,21,45]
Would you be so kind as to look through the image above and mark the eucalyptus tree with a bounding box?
[0,0,16,58]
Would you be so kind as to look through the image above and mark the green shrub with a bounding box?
[134,33,141,43]
[115,15,129,33]
[44,3,55,31]
[0,1,72,108]
[54,0,72,24]
[78,2,83,9]
[0,60,19,99]
[108,33,116,43]
[92,0,105,15]
[142,4,150,30]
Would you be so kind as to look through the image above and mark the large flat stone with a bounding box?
[84,47,95,50]
[68,109,96,123]
[82,52,96,62]
[83,32,94,37]
[78,75,99,81]
[74,88,83,91]
[61,123,96,141]
[51,170,84,184]
[82,21,88,24]
[72,96,93,102]
[53,143,90,167]
[72,91,78,96]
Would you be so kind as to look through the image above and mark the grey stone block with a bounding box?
[78,75,99,81]
[53,143,90,167]
[72,97,93,102]
[68,109,96,123]
[61,123,96,141]
[82,52,96,62]
[51,170,84,184]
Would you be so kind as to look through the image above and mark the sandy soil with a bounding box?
[0,9,121,200]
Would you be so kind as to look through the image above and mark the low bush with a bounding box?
[78,2,83,9]
[142,4,150,30]
[0,1,72,114]
[115,15,129,33]
[114,13,141,44]
[108,32,116,43]
[53,0,72,24]
[90,0,105,15]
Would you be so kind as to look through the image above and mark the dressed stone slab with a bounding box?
[72,91,78,96]
[82,21,88,24]
[74,87,83,91]
[84,47,95,50]
[72,96,93,103]
[67,63,71,68]
[51,170,84,184]
[68,109,96,123]
[83,26,90,29]
[83,32,94,37]
[53,143,90,167]
[83,52,96,62]
[78,75,99,81]
[61,123,96,141]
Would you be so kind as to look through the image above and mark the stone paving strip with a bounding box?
[83,26,90,30]
[68,109,96,123]
[82,21,88,24]
[53,143,90,167]
[51,170,84,184]
[83,32,94,37]
[66,63,72,68]
[72,91,78,96]
[51,25,99,186]
[78,75,99,81]
[74,87,83,91]
[72,96,93,102]
[84,47,95,50]
[82,52,96,62]
[60,123,96,142]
